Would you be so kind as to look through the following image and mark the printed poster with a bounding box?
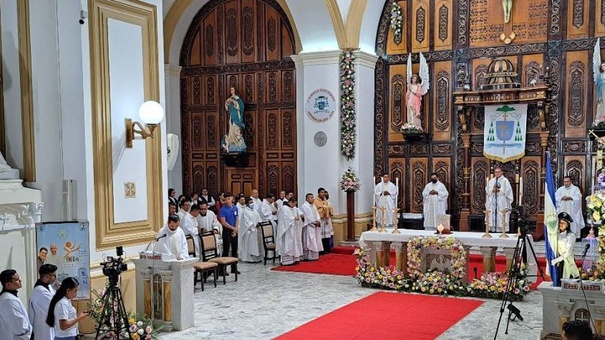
[36,222,90,300]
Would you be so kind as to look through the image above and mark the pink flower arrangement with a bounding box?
[340,168,361,192]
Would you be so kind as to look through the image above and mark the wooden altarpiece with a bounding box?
[452,58,552,232]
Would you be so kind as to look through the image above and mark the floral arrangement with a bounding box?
[354,236,531,300]
[340,168,361,192]
[389,0,403,45]
[587,190,605,223]
[340,51,356,160]
[400,123,423,134]
[88,286,160,339]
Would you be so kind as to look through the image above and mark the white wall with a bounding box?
[165,65,182,193]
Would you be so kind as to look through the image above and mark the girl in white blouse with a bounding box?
[46,277,89,340]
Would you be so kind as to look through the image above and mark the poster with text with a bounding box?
[36,222,90,300]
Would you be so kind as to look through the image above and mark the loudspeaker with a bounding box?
[62,179,77,221]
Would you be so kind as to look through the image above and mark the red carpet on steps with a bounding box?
[275,292,484,340]
[272,247,548,289]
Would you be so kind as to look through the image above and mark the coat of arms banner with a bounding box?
[483,104,528,162]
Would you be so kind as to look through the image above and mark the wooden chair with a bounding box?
[259,221,278,265]
[200,232,238,284]
[186,235,218,291]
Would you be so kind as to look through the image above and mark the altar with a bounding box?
[359,229,532,280]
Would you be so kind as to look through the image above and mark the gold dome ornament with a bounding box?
[499,32,516,45]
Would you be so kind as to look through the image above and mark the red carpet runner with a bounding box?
[271,248,546,289]
[275,292,484,340]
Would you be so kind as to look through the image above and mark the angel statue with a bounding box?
[406,52,430,130]
[594,38,605,126]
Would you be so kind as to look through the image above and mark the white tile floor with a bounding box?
[159,261,542,340]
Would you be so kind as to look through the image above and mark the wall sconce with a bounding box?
[125,101,164,148]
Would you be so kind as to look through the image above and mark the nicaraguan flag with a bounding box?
[544,152,559,286]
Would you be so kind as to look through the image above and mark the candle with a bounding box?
[519,177,523,205]
[373,176,376,207]
[593,160,597,195]
[395,177,399,209]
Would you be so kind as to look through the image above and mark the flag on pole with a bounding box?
[544,152,559,286]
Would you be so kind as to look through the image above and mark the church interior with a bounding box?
[2,0,605,339]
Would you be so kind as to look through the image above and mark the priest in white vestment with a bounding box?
[374,174,398,228]
[260,193,278,235]
[28,264,57,340]
[485,167,513,232]
[156,214,189,260]
[422,173,449,230]
[178,201,200,258]
[195,202,222,256]
[251,189,263,214]
[239,197,263,262]
[555,176,585,235]
[277,197,303,265]
[0,269,32,339]
[300,193,323,260]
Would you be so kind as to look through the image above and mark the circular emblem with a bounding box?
[314,131,328,147]
[306,89,336,123]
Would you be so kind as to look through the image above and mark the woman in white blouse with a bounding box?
[46,277,89,340]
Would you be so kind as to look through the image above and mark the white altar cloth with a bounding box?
[359,229,520,250]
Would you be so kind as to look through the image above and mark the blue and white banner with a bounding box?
[483,104,528,162]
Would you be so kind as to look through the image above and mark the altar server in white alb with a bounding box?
[422,173,449,230]
[0,269,32,339]
[300,193,323,260]
[156,214,189,260]
[485,167,513,232]
[29,264,57,340]
[260,193,278,232]
[239,197,263,263]
[277,197,303,265]
[555,176,585,235]
[374,174,398,228]
[180,202,201,258]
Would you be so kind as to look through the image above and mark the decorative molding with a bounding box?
[457,0,468,45]
[17,0,35,182]
[562,140,587,153]
[572,0,584,29]
[290,51,341,67]
[353,50,379,69]
[89,0,162,249]
[550,0,562,34]
[182,59,296,75]
[469,43,546,59]
[438,5,449,42]
[164,64,182,78]
[567,60,585,127]
[415,7,426,44]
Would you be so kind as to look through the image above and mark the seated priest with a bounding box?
[551,212,579,281]
[155,214,189,260]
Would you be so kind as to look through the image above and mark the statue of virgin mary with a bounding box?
[221,87,247,153]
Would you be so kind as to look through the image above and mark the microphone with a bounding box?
[582,244,590,258]
[507,303,523,321]
[156,234,168,241]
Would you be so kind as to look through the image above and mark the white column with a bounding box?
[291,51,341,208]
[165,64,183,192]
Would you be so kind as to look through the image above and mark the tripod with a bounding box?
[95,278,132,339]
[493,229,544,339]
[491,179,500,233]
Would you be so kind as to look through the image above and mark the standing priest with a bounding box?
[422,173,449,230]
[374,174,398,228]
[485,167,513,232]
[555,176,585,236]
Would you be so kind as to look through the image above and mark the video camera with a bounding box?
[101,246,127,286]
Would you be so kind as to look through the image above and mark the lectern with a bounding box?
[132,254,197,331]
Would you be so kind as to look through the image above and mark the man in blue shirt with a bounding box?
[219,192,240,274]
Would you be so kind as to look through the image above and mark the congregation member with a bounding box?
[561,320,593,340]
[277,197,303,265]
[314,188,334,253]
[551,212,580,281]
[168,188,179,212]
[29,264,58,340]
[374,174,398,228]
[156,214,189,260]
[239,197,263,263]
[200,188,216,210]
[190,192,203,206]
[422,173,449,230]
[177,194,188,209]
[46,277,89,340]
[220,192,240,275]
[0,269,31,339]
[168,201,177,215]
[485,167,513,232]
[216,192,225,217]
[300,193,323,260]
[555,176,585,236]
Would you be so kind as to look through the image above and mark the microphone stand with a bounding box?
[577,244,597,332]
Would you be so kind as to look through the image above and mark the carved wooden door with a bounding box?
[180,0,297,197]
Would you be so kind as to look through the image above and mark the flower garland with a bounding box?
[340,168,361,192]
[407,236,466,281]
[88,286,161,339]
[390,1,403,45]
[340,51,356,160]
[354,237,530,300]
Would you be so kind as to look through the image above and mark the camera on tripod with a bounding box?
[101,246,127,285]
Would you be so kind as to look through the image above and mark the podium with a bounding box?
[132,254,197,331]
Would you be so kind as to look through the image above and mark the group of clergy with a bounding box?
[157,188,335,267]
[374,167,586,235]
